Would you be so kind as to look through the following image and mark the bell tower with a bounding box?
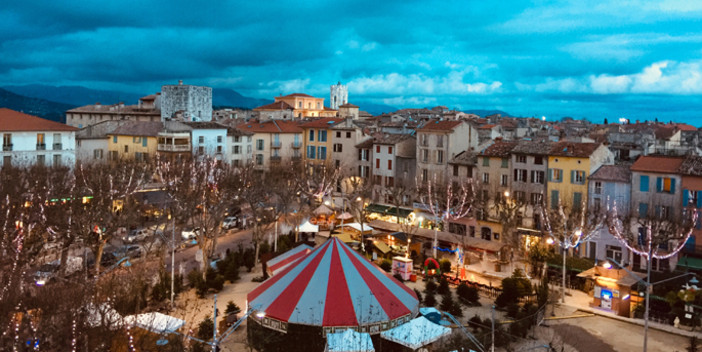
[330,82,348,110]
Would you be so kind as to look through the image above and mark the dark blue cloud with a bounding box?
[2,1,702,124]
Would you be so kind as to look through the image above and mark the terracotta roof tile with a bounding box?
[339,103,359,108]
[478,124,497,130]
[417,119,462,132]
[282,93,313,98]
[235,120,303,133]
[254,101,294,110]
[589,165,631,183]
[480,141,518,157]
[511,140,553,155]
[0,108,78,132]
[181,121,227,130]
[299,117,344,129]
[630,155,685,173]
[678,155,702,176]
[548,142,601,158]
[111,121,164,137]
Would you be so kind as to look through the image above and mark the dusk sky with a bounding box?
[2,1,702,123]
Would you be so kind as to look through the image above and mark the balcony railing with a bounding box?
[157,144,191,152]
[2,144,12,151]
[292,155,302,160]
[291,142,302,149]
[36,143,46,150]
[270,155,282,162]
[271,141,282,148]
[52,143,62,150]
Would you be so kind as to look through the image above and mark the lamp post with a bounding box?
[606,256,697,352]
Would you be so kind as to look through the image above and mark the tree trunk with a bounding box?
[94,239,107,274]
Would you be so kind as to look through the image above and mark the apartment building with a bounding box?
[416,119,477,184]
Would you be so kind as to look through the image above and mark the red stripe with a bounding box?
[263,242,329,321]
[340,243,412,320]
[269,250,308,273]
[323,241,358,326]
[248,243,323,303]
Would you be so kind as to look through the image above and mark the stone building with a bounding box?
[160,80,213,122]
[416,119,478,184]
[330,82,348,110]
[66,95,161,128]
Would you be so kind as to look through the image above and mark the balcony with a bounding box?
[271,141,282,148]
[2,144,12,151]
[157,144,191,152]
[292,155,302,160]
[52,143,62,150]
[270,155,282,162]
[36,143,46,150]
[291,142,302,149]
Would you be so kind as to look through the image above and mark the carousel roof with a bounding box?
[247,237,419,327]
[266,244,313,276]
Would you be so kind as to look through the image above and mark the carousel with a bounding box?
[246,237,420,351]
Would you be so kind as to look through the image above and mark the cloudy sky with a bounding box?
[2,0,702,123]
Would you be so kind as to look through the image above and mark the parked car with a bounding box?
[125,228,149,243]
[34,262,60,286]
[221,216,238,230]
[113,245,142,259]
[181,227,200,240]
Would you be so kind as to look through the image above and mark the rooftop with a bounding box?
[0,108,78,132]
[253,101,294,111]
[235,120,303,133]
[449,151,476,166]
[181,121,227,130]
[280,93,313,98]
[298,117,345,128]
[480,141,518,157]
[511,140,553,155]
[678,155,702,176]
[630,155,685,174]
[548,141,602,158]
[589,165,632,183]
[111,121,164,137]
[417,119,462,132]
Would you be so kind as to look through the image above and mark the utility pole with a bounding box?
[171,211,176,307]
[491,304,495,352]
[213,294,217,352]
[643,245,652,352]
[561,245,566,303]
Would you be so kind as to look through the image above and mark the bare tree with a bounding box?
[343,174,375,252]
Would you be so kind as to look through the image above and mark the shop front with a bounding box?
[578,266,646,317]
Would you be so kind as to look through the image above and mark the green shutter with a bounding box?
[670,178,676,194]
[551,190,559,210]
[548,169,553,182]
[656,177,663,192]
[640,175,649,192]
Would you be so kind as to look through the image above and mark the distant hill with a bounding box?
[212,88,271,109]
[462,109,511,117]
[0,88,74,123]
[3,84,144,107]
[354,101,398,116]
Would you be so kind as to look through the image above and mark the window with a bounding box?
[516,155,526,163]
[501,158,509,168]
[198,146,204,154]
[198,136,204,144]
[36,133,45,150]
[388,160,392,170]
[422,169,428,182]
[386,176,394,187]
[376,159,380,169]
[247,145,252,154]
[217,136,223,143]
[551,190,559,209]
[319,130,327,142]
[482,173,489,184]
[501,174,509,186]
[256,139,264,151]
[298,101,302,108]
[594,198,601,212]
[93,149,103,159]
[534,156,543,165]
[307,146,316,159]
[656,177,676,194]
[422,149,428,162]
[336,131,341,138]
[36,154,45,165]
[388,146,393,154]
[655,205,671,220]
[530,193,543,205]
[233,159,240,167]
[234,146,240,154]
[142,138,147,147]
[374,175,382,185]
[109,151,118,160]
[606,245,623,263]
[376,145,380,153]
[514,191,526,202]
[124,145,129,153]
[573,192,583,210]
[549,168,563,182]
[639,175,650,192]
[421,134,427,146]
[482,157,489,166]
[531,170,545,184]
[437,150,444,163]
[359,149,369,161]
[335,159,341,168]
[453,165,459,176]
[256,154,263,165]
[638,203,648,218]
[112,135,117,143]
[234,136,240,143]
[132,136,141,144]
[514,169,527,182]
[216,145,223,153]
[437,135,444,147]
[685,190,700,207]
[309,130,315,141]
[333,143,343,152]
[572,170,586,184]
[594,181,602,194]
[318,146,327,160]
[53,154,61,166]
[346,132,351,138]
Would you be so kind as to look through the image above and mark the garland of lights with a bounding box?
[607,203,698,260]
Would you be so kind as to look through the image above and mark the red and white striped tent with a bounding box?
[247,237,419,332]
[266,244,313,277]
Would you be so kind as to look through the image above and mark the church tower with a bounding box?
[330,82,348,110]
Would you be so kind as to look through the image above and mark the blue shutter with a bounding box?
[670,178,676,194]
[684,189,689,207]
[638,203,648,218]
[638,227,645,245]
[697,192,702,208]
[548,169,553,182]
[685,236,696,251]
[640,175,649,192]
[570,170,575,184]
[656,177,662,192]
[655,205,660,218]
[142,137,147,147]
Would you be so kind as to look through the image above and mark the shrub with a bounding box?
[425,278,437,294]
[424,291,437,307]
[379,259,392,272]
[197,316,214,341]
[468,314,483,331]
[208,275,225,292]
[188,268,208,297]
[437,277,449,295]
[457,283,480,306]
[413,288,423,303]
[439,259,452,274]
[393,273,404,282]
[226,301,241,315]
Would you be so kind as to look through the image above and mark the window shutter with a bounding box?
[548,169,553,181]
[570,170,575,184]
[697,192,702,208]
[670,178,676,193]
[655,205,661,218]
[639,203,648,218]
[683,189,689,207]
[514,169,518,181]
[640,175,649,192]
[656,177,663,192]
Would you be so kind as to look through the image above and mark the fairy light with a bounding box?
[71,318,77,352]
[126,323,136,352]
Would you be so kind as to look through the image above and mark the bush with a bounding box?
[188,269,208,297]
[208,275,225,292]
[226,301,241,315]
[414,288,423,303]
[380,259,392,272]
[424,291,437,307]
[425,278,437,294]
[457,283,480,306]
[468,314,483,331]
[439,259,452,274]
[197,317,214,341]
[437,277,449,295]
[243,247,256,272]
[506,303,520,318]
[496,269,533,308]
[393,273,404,282]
